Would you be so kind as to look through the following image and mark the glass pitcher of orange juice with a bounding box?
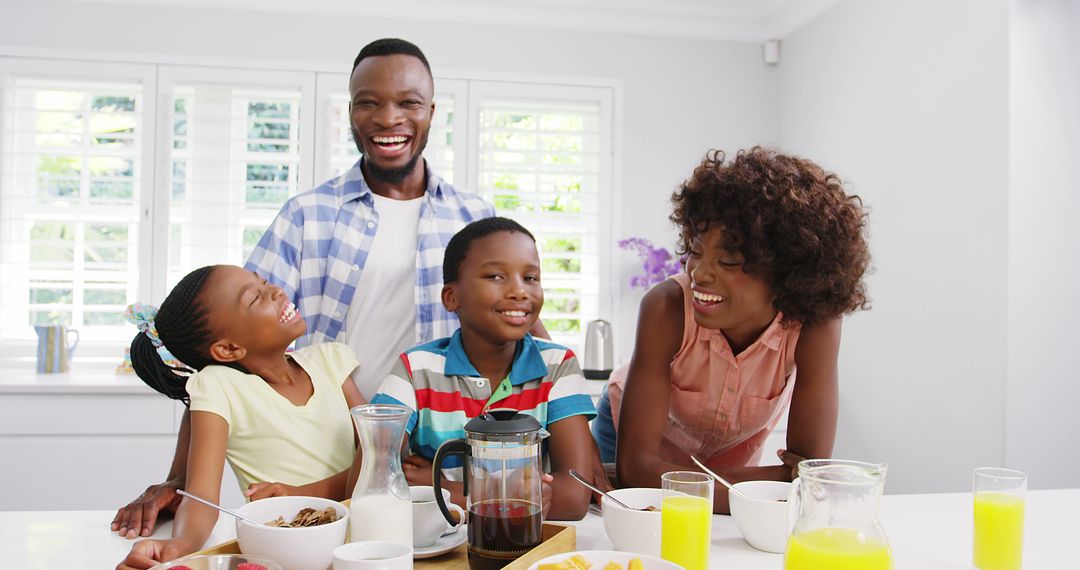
[785,460,893,570]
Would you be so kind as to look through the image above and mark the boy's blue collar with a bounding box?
[444,330,548,386]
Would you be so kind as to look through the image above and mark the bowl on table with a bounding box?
[728,480,796,553]
[151,554,284,570]
[600,488,663,557]
[234,495,349,570]
[528,550,680,570]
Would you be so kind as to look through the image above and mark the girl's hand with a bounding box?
[541,473,554,520]
[116,538,192,570]
[403,454,435,486]
[245,482,301,501]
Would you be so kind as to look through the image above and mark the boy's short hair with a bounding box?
[351,38,432,76]
[443,217,536,284]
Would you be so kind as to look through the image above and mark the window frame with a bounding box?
[0,53,621,365]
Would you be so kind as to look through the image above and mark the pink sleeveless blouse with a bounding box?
[608,272,801,468]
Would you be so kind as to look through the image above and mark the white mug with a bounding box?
[410,486,465,548]
[332,541,413,570]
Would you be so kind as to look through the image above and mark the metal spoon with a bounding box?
[177,490,264,526]
[568,469,653,511]
[690,455,748,499]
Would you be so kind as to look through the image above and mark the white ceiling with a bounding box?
[68,0,842,41]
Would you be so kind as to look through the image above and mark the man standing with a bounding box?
[246,38,493,399]
[111,38,494,539]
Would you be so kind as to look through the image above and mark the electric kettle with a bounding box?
[583,319,613,380]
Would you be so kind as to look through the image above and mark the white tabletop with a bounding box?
[2,489,1075,569]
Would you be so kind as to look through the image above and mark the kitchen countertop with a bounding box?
[2,488,1074,569]
[0,368,158,395]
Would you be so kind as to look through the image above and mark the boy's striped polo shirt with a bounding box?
[371,330,597,478]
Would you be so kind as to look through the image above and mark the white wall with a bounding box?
[0,0,780,366]
[779,0,1011,493]
[1007,0,1080,489]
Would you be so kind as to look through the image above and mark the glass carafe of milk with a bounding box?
[349,403,412,545]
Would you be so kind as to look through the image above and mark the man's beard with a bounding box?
[353,126,426,185]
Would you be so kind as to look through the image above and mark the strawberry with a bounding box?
[170,566,193,570]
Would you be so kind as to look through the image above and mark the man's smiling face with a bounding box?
[348,53,434,184]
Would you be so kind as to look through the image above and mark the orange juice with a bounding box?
[784,527,892,570]
[661,495,711,570]
[974,491,1024,570]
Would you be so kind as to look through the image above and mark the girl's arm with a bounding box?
[118,411,229,568]
[248,375,368,501]
[544,415,596,520]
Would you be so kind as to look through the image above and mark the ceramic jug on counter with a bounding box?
[34,325,79,373]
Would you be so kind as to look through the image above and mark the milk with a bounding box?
[350,493,413,544]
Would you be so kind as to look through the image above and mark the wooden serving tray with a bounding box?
[192,508,575,570]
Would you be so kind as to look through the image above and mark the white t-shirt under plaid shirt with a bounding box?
[245,159,494,351]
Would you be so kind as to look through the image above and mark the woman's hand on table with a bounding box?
[111,482,183,538]
[777,449,807,479]
[245,481,301,500]
[116,537,193,570]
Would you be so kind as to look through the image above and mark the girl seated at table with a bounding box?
[592,147,871,513]
[117,265,363,569]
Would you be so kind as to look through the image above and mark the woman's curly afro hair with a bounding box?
[671,147,871,328]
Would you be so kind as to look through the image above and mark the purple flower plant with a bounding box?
[618,237,683,289]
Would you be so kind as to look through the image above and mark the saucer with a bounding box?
[414,524,467,559]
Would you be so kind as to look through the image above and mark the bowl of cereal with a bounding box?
[528,551,681,570]
[234,496,349,570]
[600,488,663,557]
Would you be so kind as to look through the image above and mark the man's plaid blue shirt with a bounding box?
[244,159,494,348]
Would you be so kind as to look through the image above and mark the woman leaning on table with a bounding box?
[591,147,871,514]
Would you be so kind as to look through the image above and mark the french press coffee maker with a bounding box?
[433,411,549,570]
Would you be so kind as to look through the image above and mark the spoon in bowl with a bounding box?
[177,489,264,526]
[568,469,655,511]
[690,456,748,499]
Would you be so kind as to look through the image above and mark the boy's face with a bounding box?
[442,231,543,345]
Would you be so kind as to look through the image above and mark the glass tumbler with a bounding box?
[973,467,1027,570]
[660,471,713,570]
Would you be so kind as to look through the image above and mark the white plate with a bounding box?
[413,524,468,559]
[527,550,683,570]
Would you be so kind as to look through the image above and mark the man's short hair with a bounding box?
[351,38,432,76]
[443,217,536,284]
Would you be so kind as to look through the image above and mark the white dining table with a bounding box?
[1,489,1075,569]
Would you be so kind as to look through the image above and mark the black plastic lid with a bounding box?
[463,410,542,435]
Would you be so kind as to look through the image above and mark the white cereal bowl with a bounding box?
[234,495,350,570]
[728,480,795,553]
[600,488,663,557]
[528,550,681,570]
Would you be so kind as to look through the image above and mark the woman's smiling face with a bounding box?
[685,225,777,336]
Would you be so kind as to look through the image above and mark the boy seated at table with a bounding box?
[368,217,596,520]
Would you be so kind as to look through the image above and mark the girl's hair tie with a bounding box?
[124,303,163,348]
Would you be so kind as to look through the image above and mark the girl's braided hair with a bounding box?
[129,265,220,406]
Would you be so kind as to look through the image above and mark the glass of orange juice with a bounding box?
[973,467,1026,570]
[660,471,713,570]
